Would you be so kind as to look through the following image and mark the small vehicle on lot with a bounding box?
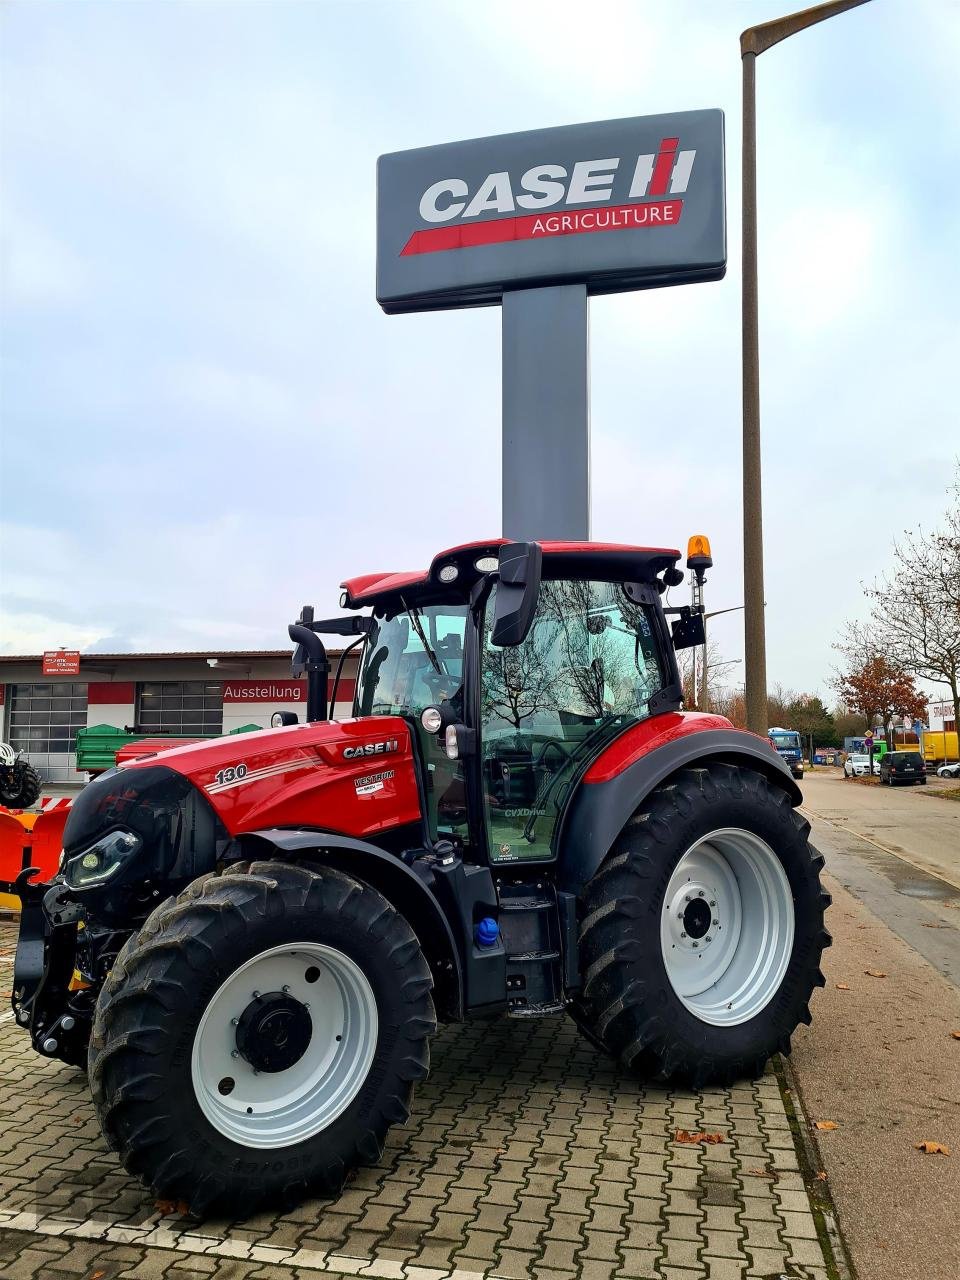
[879,750,927,786]
[12,540,830,1216]
[843,753,877,778]
[936,761,960,779]
[0,741,42,808]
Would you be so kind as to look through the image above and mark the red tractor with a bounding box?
[12,540,829,1216]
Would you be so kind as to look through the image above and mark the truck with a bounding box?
[12,539,830,1216]
[767,727,804,780]
[921,730,959,767]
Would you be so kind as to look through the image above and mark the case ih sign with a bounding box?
[377,110,725,313]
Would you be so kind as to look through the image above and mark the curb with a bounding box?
[774,1052,856,1280]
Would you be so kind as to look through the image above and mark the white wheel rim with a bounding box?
[659,828,795,1027]
[191,942,378,1148]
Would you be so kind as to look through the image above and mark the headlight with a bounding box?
[63,830,142,889]
[421,706,443,734]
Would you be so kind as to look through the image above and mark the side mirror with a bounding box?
[491,541,543,647]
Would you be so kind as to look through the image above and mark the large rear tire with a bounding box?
[89,861,436,1216]
[572,764,829,1087]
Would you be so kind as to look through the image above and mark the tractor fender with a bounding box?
[237,828,463,1021]
[557,719,801,900]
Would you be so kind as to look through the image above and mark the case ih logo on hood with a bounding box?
[343,739,399,760]
[402,138,694,258]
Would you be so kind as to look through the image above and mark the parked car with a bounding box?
[936,761,960,779]
[843,753,875,777]
[879,750,927,786]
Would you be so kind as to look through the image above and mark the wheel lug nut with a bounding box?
[681,932,687,938]
[705,935,712,943]
[710,900,716,907]
[231,1050,239,1059]
[692,942,699,949]
[231,1018,238,1026]
[282,985,290,993]
[684,895,691,902]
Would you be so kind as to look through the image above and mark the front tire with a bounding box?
[89,861,436,1216]
[573,764,830,1087]
[0,762,42,807]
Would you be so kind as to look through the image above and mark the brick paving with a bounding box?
[0,920,836,1279]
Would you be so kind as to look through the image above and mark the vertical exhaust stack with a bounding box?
[288,606,329,723]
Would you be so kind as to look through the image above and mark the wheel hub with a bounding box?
[664,881,721,955]
[235,991,312,1073]
[682,897,712,940]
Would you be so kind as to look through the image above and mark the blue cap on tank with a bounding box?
[475,917,499,948]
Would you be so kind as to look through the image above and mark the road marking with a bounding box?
[0,1208,490,1279]
[801,807,960,892]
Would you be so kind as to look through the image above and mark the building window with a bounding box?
[8,682,89,781]
[138,681,224,736]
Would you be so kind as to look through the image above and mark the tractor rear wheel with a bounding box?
[573,763,829,1086]
[89,861,436,1216]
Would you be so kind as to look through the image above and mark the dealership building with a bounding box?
[0,649,359,786]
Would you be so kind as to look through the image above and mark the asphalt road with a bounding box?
[790,768,960,1280]
[800,768,960,888]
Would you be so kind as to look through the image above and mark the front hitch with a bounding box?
[12,868,87,1063]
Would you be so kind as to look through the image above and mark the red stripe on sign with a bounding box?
[400,200,683,257]
[648,137,679,196]
[87,682,136,705]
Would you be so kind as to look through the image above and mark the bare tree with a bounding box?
[852,474,960,734]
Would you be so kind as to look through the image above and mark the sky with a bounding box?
[1,0,958,703]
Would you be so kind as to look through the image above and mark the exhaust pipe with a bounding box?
[289,606,328,723]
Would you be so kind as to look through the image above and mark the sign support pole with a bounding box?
[501,284,590,541]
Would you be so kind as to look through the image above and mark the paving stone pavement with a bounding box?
[0,922,836,1280]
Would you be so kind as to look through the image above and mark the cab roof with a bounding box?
[340,539,681,608]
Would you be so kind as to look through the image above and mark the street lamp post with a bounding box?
[700,605,747,711]
[740,0,872,735]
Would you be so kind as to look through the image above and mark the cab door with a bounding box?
[478,579,666,866]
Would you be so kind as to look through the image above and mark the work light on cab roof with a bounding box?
[12,536,829,1220]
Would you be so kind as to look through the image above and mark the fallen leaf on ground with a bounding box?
[816,1170,828,1180]
[915,1141,950,1155]
[745,1167,776,1178]
[951,1031,960,1040]
[674,1129,725,1145]
[154,1198,190,1217]
[814,1121,839,1131]
[835,982,850,990]
[922,922,949,929]
[864,969,887,978]
[90,1272,106,1280]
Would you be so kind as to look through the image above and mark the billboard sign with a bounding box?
[42,650,81,676]
[377,110,725,313]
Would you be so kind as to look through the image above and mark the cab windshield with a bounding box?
[357,604,467,718]
[356,603,469,844]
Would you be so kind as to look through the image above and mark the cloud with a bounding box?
[0,204,89,310]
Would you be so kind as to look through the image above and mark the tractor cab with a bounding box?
[336,539,695,868]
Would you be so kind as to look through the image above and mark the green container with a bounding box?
[75,723,263,775]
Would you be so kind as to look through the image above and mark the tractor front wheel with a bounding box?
[89,861,436,1216]
[0,762,42,807]
[574,764,829,1086]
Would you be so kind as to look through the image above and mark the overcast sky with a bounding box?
[1,0,958,702]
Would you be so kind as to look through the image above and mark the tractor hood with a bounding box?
[57,717,420,920]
